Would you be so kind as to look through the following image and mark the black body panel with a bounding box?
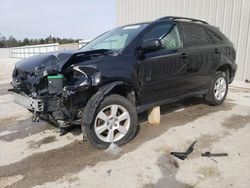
[10,17,237,126]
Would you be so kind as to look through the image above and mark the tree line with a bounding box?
[0,34,79,48]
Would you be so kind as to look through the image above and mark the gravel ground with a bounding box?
[0,58,250,188]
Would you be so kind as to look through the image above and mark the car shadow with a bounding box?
[138,96,207,123]
[0,96,235,187]
[64,96,208,138]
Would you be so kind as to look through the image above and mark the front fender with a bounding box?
[81,81,125,132]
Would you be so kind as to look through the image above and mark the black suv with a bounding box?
[10,17,237,148]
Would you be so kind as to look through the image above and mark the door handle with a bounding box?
[181,53,188,59]
[214,48,219,54]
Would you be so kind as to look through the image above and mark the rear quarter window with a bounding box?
[182,23,213,47]
[206,28,224,44]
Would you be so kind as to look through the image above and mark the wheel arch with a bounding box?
[216,64,232,82]
[82,81,136,131]
[106,82,136,105]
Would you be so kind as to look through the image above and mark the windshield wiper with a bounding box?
[91,49,118,55]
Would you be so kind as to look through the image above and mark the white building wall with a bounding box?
[117,0,250,82]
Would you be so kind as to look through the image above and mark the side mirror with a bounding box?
[141,38,163,53]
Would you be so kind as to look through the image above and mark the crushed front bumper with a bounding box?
[12,92,44,112]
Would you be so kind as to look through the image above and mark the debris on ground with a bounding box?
[201,152,228,157]
[105,143,122,155]
[170,141,197,160]
[59,127,74,136]
[201,152,228,163]
[83,136,87,142]
[107,169,112,176]
[32,112,39,122]
[59,128,68,136]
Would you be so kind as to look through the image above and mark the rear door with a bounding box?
[180,23,219,91]
[139,22,190,104]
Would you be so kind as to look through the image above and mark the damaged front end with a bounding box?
[10,51,102,127]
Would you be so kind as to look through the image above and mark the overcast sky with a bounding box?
[0,0,116,40]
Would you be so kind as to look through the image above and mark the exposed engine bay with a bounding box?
[10,49,112,127]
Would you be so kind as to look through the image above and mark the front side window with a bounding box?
[143,23,183,50]
[182,24,213,47]
[161,26,183,49]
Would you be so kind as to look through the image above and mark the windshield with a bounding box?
[80,24,148,52]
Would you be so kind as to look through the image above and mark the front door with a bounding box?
[138,23,189,104]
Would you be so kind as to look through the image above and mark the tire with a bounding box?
[205,71,228,106]
[84,94,138,149]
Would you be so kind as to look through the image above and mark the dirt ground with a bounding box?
[0,58,250,188]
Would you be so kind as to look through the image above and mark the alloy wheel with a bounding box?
[94,104,131,143]
[214,77,227,101]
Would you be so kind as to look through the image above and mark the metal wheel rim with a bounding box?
[94,104,131,143]
[214,77,226,101]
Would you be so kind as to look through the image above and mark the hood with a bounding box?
[15,49,114,74]
[12,49,115,94]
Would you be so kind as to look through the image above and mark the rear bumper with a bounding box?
[229,75,235,84]
[229,63,237,84]
[12,92,44,112]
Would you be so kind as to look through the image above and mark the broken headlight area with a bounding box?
[63,65,101,94]
[36,74,90,126]
[45,67,101,125]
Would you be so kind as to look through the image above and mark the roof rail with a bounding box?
[156,16,208,24]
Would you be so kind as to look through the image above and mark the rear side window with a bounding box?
[182,24,213,47]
